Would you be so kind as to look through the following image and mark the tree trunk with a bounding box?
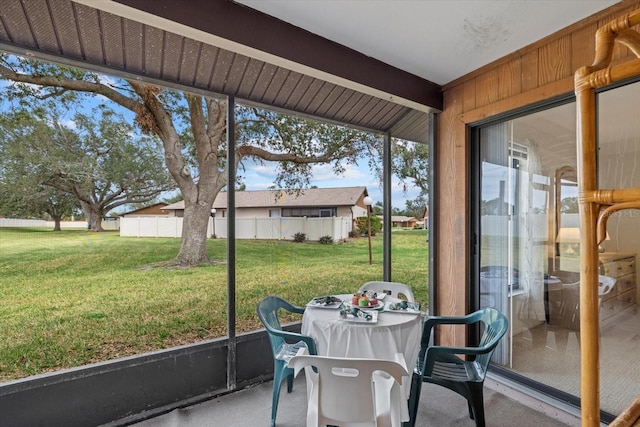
[174,203,212,265]
[80,201,104,232]
[52,216,61,232]
[87,211,103,231]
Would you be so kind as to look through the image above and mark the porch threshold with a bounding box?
[485,373,582,427]
[128,375,579,427]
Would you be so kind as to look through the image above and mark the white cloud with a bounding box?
[310,163,368,183]
[92,75,119,103]
[237,159,420,209]
[242,161,373,188]
[61,119,77,130]
[98,74,118,87]
[246,181,274,190]
[4,79,44,94]
[243,164,277,182]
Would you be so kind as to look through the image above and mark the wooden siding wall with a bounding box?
[434,0,640,347]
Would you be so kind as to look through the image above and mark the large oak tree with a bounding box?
[0,183,78,231]
[0,56,382,266]
[0,106,173,231]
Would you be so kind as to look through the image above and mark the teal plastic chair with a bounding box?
[257,296,317,427]
[406,307,508,427]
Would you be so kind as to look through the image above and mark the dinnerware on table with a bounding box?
[339,305,378,322]
[349,291,385,309]
[306,295,343,308]
[384,301,421,313]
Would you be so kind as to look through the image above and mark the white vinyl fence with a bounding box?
[0,218,47,227]
[120,217,183,238]
[0,219,96,229]
[45,221,91,229]
[120,216,353,241]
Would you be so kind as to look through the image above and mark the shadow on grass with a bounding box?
[137,259,227,270]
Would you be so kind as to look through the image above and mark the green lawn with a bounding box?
[0,227,428,381]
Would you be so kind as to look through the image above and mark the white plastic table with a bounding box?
[301,294,422,422]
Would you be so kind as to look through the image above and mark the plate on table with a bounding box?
[306,296,344,309]
[339,308,379,323]
[346,300,385,310]
[383,301,421,314]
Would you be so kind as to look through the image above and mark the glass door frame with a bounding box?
[468,94,585,415]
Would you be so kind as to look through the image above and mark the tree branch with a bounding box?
[0,63,140,112]
[236,144,357,163]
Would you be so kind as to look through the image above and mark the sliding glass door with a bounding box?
[477,101,581,388]
[476,83,640,418]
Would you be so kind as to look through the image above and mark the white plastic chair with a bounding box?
[598,275,616,300]
[289,349,408,427]
[559,275,618,331]
[358,281,415,302]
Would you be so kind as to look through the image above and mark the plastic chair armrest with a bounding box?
[288,304,306,315]
[394,352,407,371]
[423,314,476,330]
[290,347,310,377]
[268,328,317,355]
[419,314,479,353]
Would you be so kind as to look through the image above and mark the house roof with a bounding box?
[162,186,367,210]
[119,202,169,216]
[377,215,416,223]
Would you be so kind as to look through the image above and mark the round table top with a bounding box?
[301,294,422,365]
[301,294,422,423]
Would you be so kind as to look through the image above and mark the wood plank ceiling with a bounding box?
[0,0,442,144]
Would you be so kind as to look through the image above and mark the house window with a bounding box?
[269,209,281,217]
[281,207,335,217]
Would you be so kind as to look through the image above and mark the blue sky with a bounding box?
[241,160,421,209]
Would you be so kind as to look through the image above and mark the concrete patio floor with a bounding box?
[128,375,583,427]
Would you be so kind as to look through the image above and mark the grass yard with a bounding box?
[0,227,428,381]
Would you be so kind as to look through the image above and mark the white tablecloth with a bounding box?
[301,294,423,422]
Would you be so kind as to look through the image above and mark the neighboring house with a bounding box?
[120,187,371,240]
[378,215,417,229]
[161,186,370,222]
[120,202,169,217]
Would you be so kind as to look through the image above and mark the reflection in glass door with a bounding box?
[596,81,640,416]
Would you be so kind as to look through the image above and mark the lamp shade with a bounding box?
[557,227,610,243]
[557,227,581,243]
